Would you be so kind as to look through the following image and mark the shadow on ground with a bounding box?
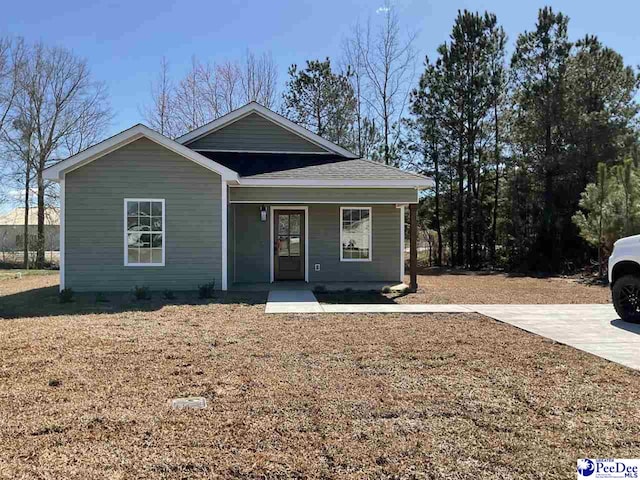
[314,291,408,304]
[0,285,266,320]
[610,319,640,335]
[417,266,557,278]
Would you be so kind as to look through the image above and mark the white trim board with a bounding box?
[235,178,431,188]
[229,200,418,204]
[399,205,405,282]
[269,206,309,283]
[43,124,239,182]
[221,183,228,291]
[193,149,334,155]
[229,184,423,189]
[59,177,66,291]
[176,102,357,158]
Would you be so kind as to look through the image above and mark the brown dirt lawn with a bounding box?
[0,274,636,479]
[397,270,611,304]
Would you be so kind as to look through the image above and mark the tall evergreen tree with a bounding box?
[510,7,571,270]
[282,58,357,150]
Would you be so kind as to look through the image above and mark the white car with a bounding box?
[609,234,640,323]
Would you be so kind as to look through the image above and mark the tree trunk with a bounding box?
[491,101,500,266]
[22,163,30,270]
[456,130,464,267]
[432,139,442,267]
[449,165,456,267]
[383,101,390,165]
[36,157,45,268]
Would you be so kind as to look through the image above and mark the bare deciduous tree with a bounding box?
[5,42,111,268]
[216,60,241,114]
[240,50,278,108]
[1,114,36,268]
[0,37,24,135]
[195,61,221,122]
[341,33,367,157]
[173,57,208,133]
[141,50,279,138]
[0,37,26,258]
[347,5,417,165]
[140,57,180,138]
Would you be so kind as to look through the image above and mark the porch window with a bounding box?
[125,199,165,266]
[340,207,371,261]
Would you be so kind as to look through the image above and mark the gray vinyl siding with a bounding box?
[230,187,418,204]
[230,204,400,284]
[309,205,400,282]
[65,138,222,292]
[231,204,271,283]
[227,201,234,283]
[186,113,327,153]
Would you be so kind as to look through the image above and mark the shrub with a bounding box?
[58,288,74,303]
[198,280,216,299]
[95,292,108,303]
[381,286,392,294]
[313,285,327,293]
[133,285,151,300]
[163,289,176,300]
[48,379,62,387]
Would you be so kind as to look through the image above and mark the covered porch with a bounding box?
[227,192,420,292]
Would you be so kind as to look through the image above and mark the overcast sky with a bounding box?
[3,0,640,136]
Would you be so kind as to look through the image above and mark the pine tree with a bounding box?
[282,58,357,150]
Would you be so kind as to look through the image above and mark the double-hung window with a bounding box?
[125,199,165,266]
[340,207,372,261]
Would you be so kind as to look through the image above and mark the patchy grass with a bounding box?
[0,269,58,280]
[316,270,611,305]
[396,269,611,304]
[0,275,636,479]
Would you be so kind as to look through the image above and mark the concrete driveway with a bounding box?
[471,304,640,370]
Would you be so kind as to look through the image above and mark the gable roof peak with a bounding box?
[43,123,239,182]
[176,102,358,158]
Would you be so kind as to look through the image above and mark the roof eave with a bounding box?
[233,178,434,189]
[176,102,359,159]
[43,124,240,182]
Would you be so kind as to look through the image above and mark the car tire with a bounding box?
[612,274,640,323]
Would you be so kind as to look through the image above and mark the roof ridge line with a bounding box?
[356,158,430,180]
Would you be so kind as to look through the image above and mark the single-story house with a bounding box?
[43,102,432,292]
[0,207,60,253]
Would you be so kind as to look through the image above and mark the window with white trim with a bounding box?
[125,199,165,266]
[340,207,372,261]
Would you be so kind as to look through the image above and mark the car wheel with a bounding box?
[612,274,640,323]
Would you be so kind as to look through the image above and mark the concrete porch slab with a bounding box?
[265,290,323,313]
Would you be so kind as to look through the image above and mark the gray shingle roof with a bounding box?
[198,151,430,182]
[243,158,429,181]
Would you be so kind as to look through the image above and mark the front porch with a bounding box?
[227,201,419,291]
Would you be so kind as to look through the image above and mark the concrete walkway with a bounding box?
[265,290,324,313]
[265,290,639,370]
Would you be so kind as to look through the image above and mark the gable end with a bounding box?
[185,112,329,153]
